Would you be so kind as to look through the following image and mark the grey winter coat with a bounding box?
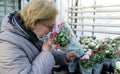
[0,11,70,74]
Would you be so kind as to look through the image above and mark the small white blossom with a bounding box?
[83,49,87,52]
[95,45,100,49]
[88,49,92,51]
[105,50,109,53]
[116,61,120,70]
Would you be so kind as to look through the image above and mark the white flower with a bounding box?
[95,45,100,49]
[86,50,92,56]
[88,49,92,51]
[116,61,120,70]
[105,50,109,53]
[89,42,96,47]
[84,45,89,49]
[112,43,116,47]
[83,48,87,52]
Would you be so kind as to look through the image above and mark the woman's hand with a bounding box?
[42,39,52,51]
[66,52,75,61]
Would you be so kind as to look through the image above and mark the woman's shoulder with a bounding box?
[0,31,39,62]
[0,31,26,47]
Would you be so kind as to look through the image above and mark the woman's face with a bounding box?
[33,19,56,37]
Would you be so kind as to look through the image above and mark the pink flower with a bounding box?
[117,48,120,55]
[86,51,92,56]
[52,30,57,36]
[61,21,65,25]
[57,24,62,29]
[100,41,106,46]
[55,44,60,49]
[81,54,89,59]
[49,34,53,39]
[50,39,54,44]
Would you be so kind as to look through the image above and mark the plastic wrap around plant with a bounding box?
[48,21,84,58]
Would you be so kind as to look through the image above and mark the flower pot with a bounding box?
[79,65,92,74]
[81,67,92,74]
[103,58,115,73]
[93,63,103,74]
[103,58,112,68]
[68,62,77,73]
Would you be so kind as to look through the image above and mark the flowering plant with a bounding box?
[115,61,120,74]
[49,21,71,49]
[114,37,120,58]
[79,36,96,68]
[104,38,119,59]
[79,49,96,68]
[79,36,120,70]
[79,36,106,68]
[48,21,84,58]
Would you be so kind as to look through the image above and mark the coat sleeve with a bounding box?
[0,41,55,74]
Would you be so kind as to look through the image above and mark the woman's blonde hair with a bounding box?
[20,0,58,30]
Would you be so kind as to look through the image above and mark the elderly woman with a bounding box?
[0,0,79,74]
